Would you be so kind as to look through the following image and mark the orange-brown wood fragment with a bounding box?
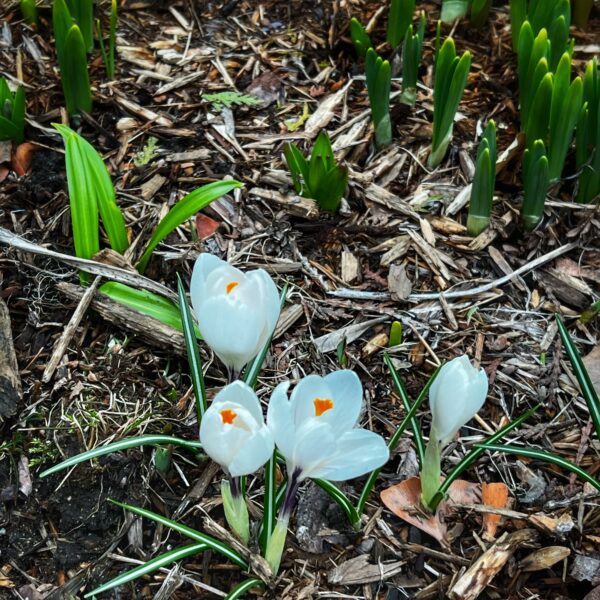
[481,482,509,541]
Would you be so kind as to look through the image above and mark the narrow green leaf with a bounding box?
[428,403,540,511]
[556,315,600,439]
[99,281,195,333]
[480,443,600,492]
[259,452,277,552]
[510,0,528,51]
[522,139,550,231]
[66,0,94,52]
[573,0,594,29]
[470,0,491,28]
[384,352,426,466]
[311,165,348,212]
[84,543,207,598]
[110,500,249,569]
[313,479,360,527]
[40,435,203,478]
[283,143,310,196]
[54,123,99,265]
[225,578,265,600]
[137,180,242,273]
[389,320,403,347]
[53,0,73,58]
[20,0,38,25]
[177,273,207,422]
[400,13,425,106]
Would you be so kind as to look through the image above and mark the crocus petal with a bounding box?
[289,374,333,426]
[308,429,389,481]
[196,297,263,372]
[266,382,296,460]
[190,254,228,302]
[200,408,252,468]
[211,381,264,426]
[430,355,488,445]
[228,427,274,477]
[246,268,281,332]
[292,420,336,480]
[322,370,363,431]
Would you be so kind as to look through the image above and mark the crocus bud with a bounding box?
[429,355,488,446]
[190,253,280,374]
[267,370,389,482]
[199,381,274,477]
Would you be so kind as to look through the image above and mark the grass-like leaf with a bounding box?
[428,404,540,511]
[225,578,265,600]
[40,435,203,478]
[137,180,242,273]
[66,0,94,52]
[100,282,197,334]
[60,25,92,115]
[20,0,38,25]
[400,12,425,106]
[384,352,426,466]
[313,479,360,527]
[177,274,207,423]
[84,542,207,597]
[259,452,278,552]
[0,79,25,143]
[556,315,600,439]
[355,365,438,517]
[110,499,248,569]
[479,443,600,492]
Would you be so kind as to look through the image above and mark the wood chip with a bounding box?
[167,149,211,162]
[249,188,319,220]
[328,554,406,585]
[0,297,22,420]
[341,250,360,284]
[140,174,167,200]
[519,546,571,572]
[313,316,387,353]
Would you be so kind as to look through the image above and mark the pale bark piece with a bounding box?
[519,546,570,572]
[167,149,211,162]
[57,282,187,355]
[249,188,319,220]
[583,345,600,398]
[0,297,22,420]
[388,263,412,300]
[328,554,409,585]
[141,174,167,200]
[313,316,387,353]
[365,183,420,220]
[449,529,539,600]
[304,81,351,139]
[341,250,360,284]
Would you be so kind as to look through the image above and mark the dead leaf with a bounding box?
[583,346,600,398]
[195,213,220,240]
[12,142,38,176]
[18,455,32,497]
[482,482,509,541]
[388,263,412,300]
[380,476,480,545]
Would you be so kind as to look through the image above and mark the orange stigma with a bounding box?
[220,409,238,424]
[226,281,239,294]
[314,398,334,417]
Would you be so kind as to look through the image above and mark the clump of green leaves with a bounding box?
[575,57,600,203]
[284,131,348,212]
[510,0,571,68]
[133,136,159,167]
[53,0,92,115]
[0,78,25,144]
[400,12,425,106]
[387,0,415,47]
[350,18,372,58]
[429,32,471,168]
[467,120,496,236]
[366,48,392,148]
[203,91,260,112]
[20,0,38,25]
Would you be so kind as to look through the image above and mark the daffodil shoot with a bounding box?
[265,370,389,573]
[190,253,280,375]
[420,355,488,509]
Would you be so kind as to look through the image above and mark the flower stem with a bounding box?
[420,434,441,511]
[222,478,250,544]
[265,468,301,575]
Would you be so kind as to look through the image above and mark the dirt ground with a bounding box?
[0,0,600,598]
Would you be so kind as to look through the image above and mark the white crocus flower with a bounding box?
[267,370,390,482]
[265,370,389,574]
[200,381,274,478]
[200,381,274,543]
[421,355,488,510]
[190,253,280,375]
[429,354,489,446]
